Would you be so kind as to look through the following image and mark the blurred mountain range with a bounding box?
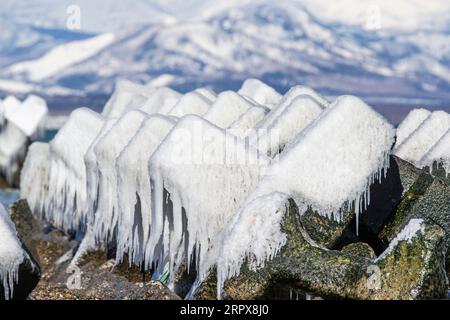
[0,0,449,109]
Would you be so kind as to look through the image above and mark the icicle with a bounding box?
[0,203,24,300]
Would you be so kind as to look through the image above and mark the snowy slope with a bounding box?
[1,0,450,105]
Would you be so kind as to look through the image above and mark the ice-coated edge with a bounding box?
[253,94,323,157]
[168,91,213,117]
[115,114,176,266]
[418,128,450,176]
[238,78,282,108]
[227,105,270,139]
[204,91,256,129]
[395,108,431,147]
[45,108,105,231]
[394,111,450,165]
[20,142,50,217]
[375,218,425,262]
[101,79,155,118]
[92,110,149,244]
[251,95,395,221]
[146,115,270,284]
[0,203,25,300]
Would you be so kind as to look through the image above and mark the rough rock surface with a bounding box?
[0,200,41,300]
[195,200,448,300]
[380,166,450,274]
[9,200,180,300]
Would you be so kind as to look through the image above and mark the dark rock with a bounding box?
[0,200,41,300]
[341,242,376,259]
[379,165,450,275]
[196,200,448,300]
[301,156,418,250]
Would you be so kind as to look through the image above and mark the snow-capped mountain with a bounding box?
[0,0,449,108]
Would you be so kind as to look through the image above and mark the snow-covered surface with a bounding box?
[101,80,155,118]
[20,142,50,216]
[2,1,450,106]
[92,110,149,243]
[146,115,270,282]
[5,95,48,138]
[83,118,118,224]
[0,94,49,184]
[245,95,395,222]
[254,95,323,157]
[140,87,182,115]
[168,91,213,117]
[215,192,289,298]
[238,79,282,108]
[255,86,329,134]
[115,115,176,266]
[395,108,431,147]
[394,111,450,165]
[204,91,256,128]
[375,218,424,262]
[0,123,28,183]
[8,33,115,82]
[46,108,104,230]
[227,105,269,139]
[0,203,24,300]
[418,129,450,176]
[14,81,412,299]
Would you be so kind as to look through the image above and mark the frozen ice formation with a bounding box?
[140,87,182,114]
[115,115,176,266]
[101,79,156,118]
[0,203,24,300]
[418,129,450,175]
[0,95,48,184]
[253,95,323,157]
[227,105,270,139]
[19,80,409,298]
[146,115,270,281]
[92,110,149,244]
[20,142,50,217]
[394,111,450,165]
[213,96,395,293]
[395,108,431,147]
[204,91,256,128]
[238,79,282,108]
[245,95,395,221]
[46,108,105,231]
[168,91,213,117]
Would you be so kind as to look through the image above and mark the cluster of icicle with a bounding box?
[0,95,48,184]
[20,78,396,299]
[0,203,25,300]
[394,108,450,176]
